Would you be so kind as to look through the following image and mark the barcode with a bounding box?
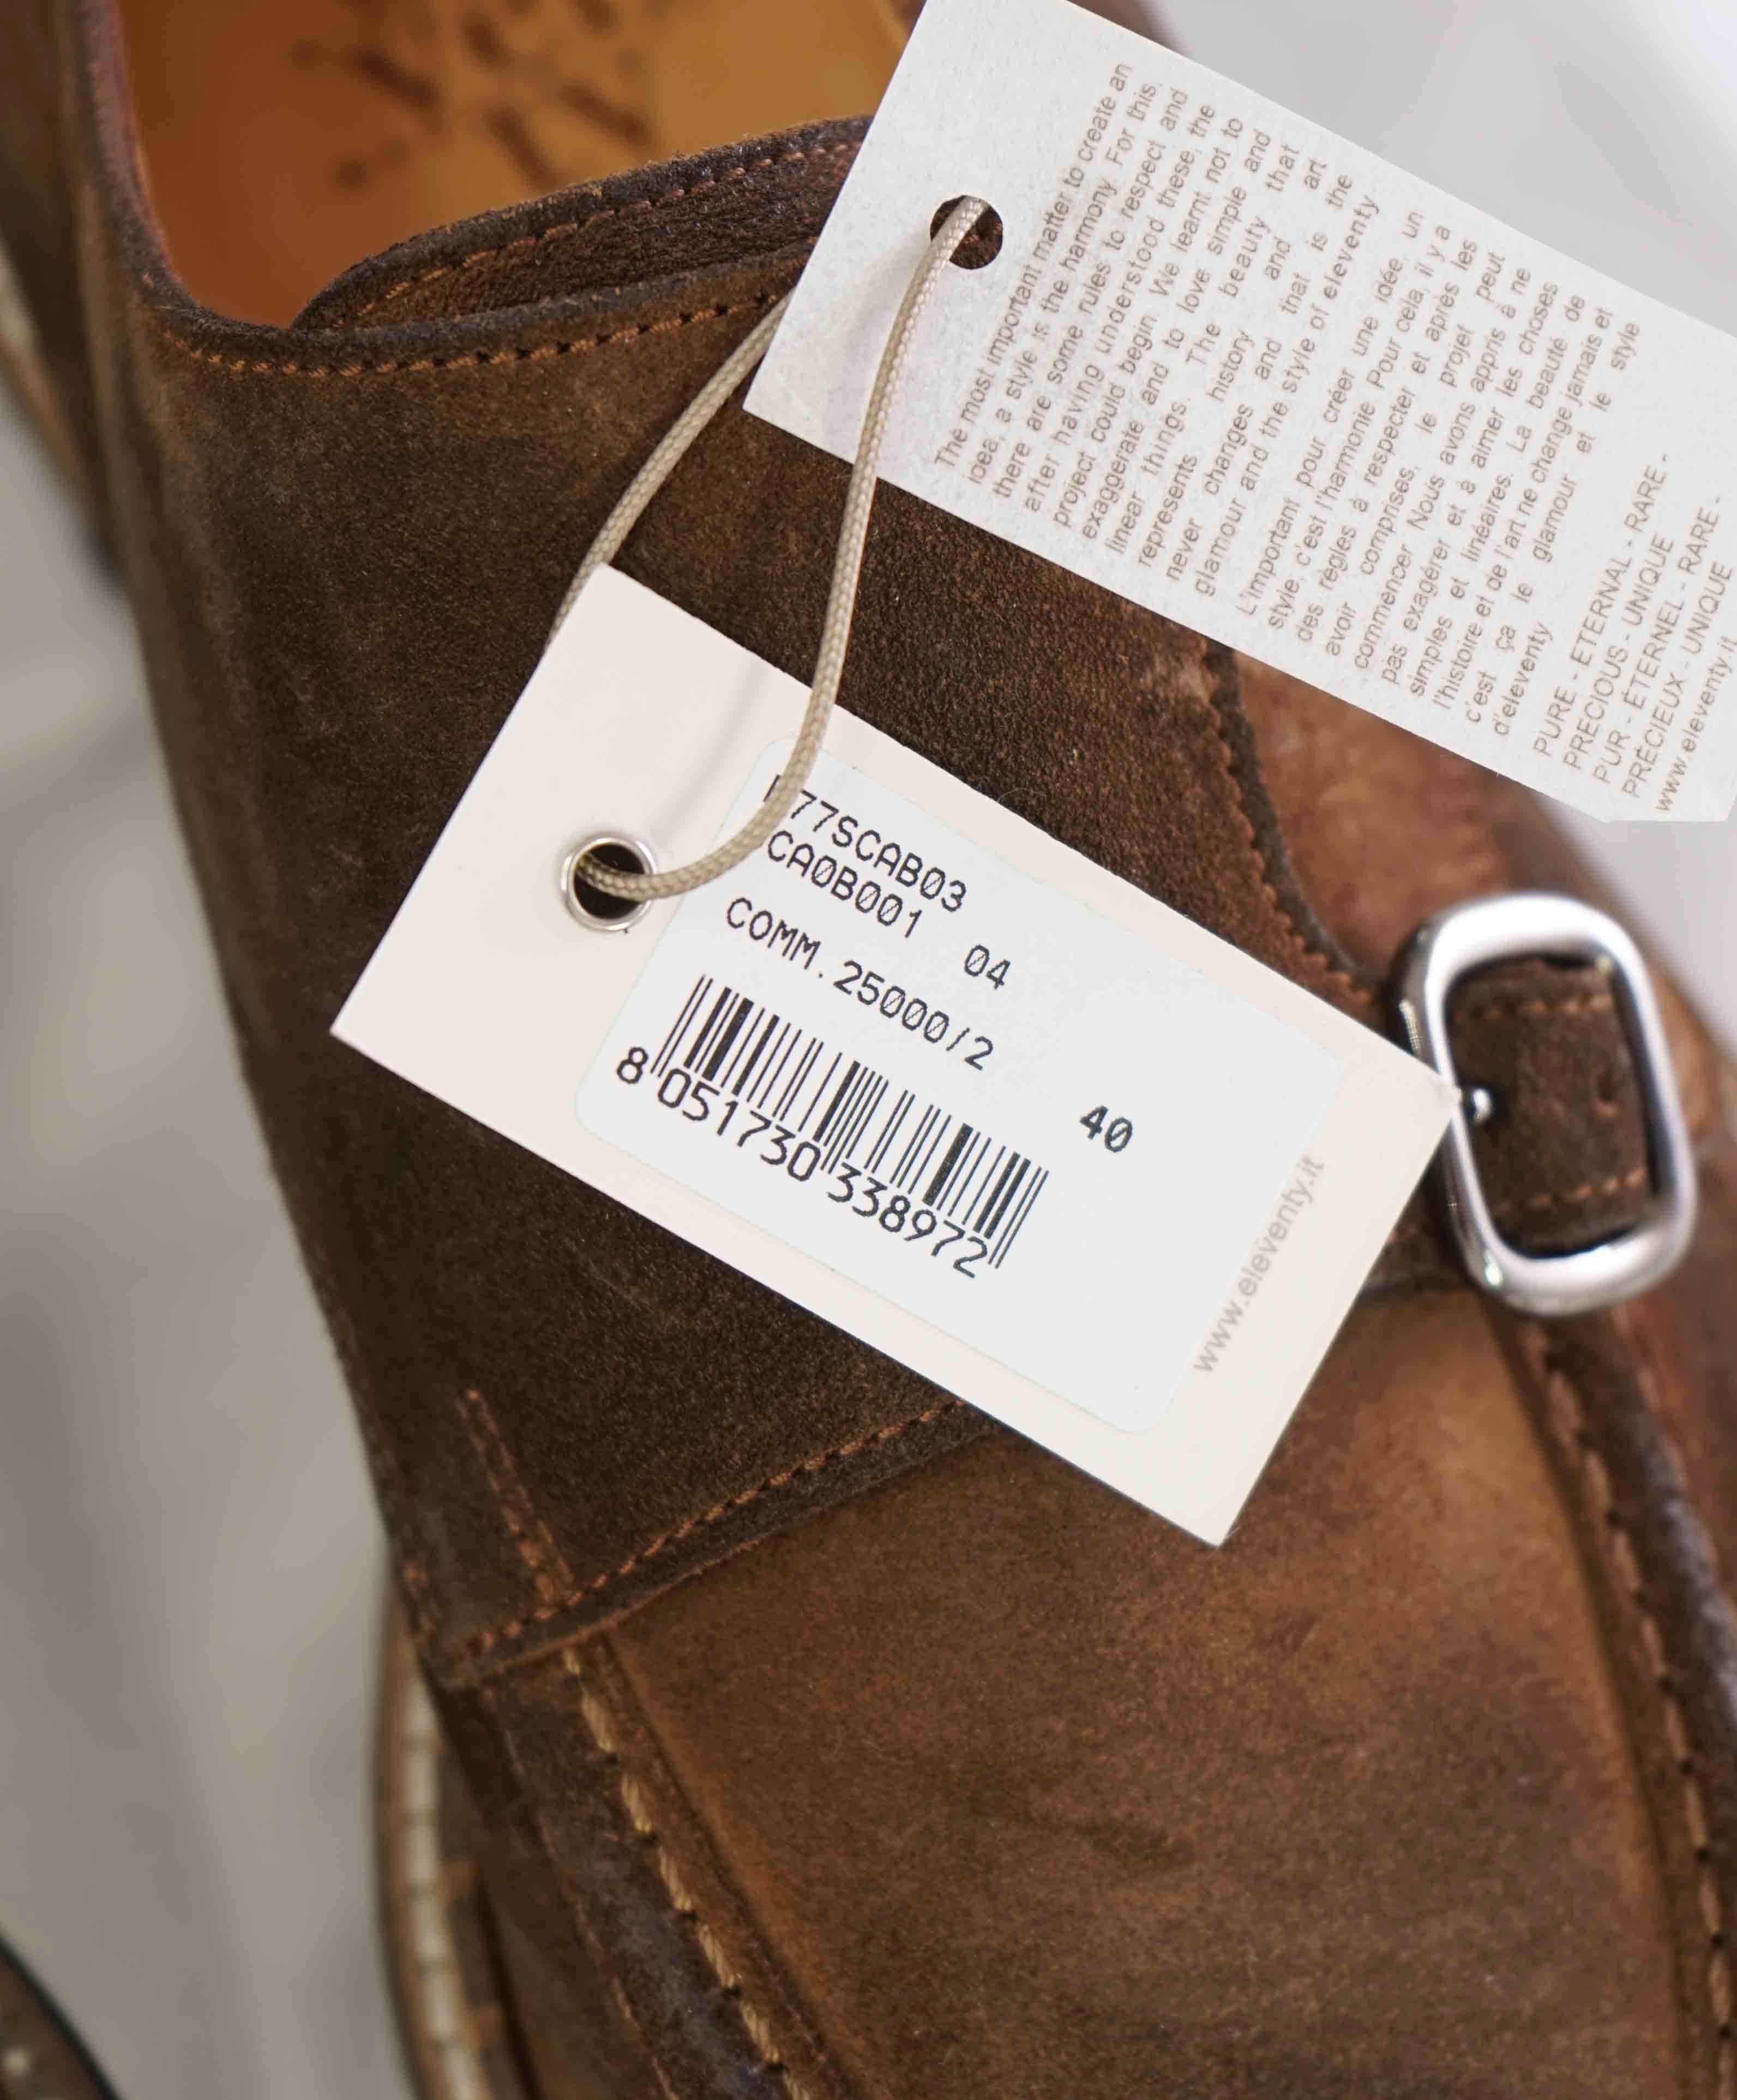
[652,975,1048,1271]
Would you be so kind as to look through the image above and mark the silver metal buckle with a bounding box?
[1394,893,1697,1318]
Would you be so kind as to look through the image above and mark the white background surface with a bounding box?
[1,2,1733,2093]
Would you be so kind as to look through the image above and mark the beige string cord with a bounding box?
[561,195,991,904]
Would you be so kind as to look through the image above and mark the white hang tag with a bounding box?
[335,570,1450,1544]
[746,0,1737,824]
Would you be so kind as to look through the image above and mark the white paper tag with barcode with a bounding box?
[334,570,1450,1542]
[746,0,1737,822]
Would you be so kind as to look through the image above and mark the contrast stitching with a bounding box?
[1199,651,1373,1013]
[1537,1345,1737,2099]
[482,1679,665,2090]
[558,1653,819,2100]
[452,1399,960,1667]
[1494,1164,1649,1220]
[1455,991,1616,1023]
[149,293,781,379]
[453,1386,574,1609]
[349,143,857,317]
[1385,1166,1655,1270]
[1457,989,1713,1145]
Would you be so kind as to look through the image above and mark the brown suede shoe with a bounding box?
[7,3,1737,2094]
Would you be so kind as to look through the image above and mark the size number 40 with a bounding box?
[1080,1105,1133,1153]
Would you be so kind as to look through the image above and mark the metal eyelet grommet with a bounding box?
[560,833,657,934]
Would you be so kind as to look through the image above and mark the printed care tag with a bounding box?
[335,570,1450,1543]
[747,0,1737,822]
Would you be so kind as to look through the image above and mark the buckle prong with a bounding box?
[1394,893,1696,1318]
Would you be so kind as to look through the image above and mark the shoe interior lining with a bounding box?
[116,0,908,325]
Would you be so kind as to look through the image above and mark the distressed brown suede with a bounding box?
[598,1298,1684,2099]
[8,0,1737,2091]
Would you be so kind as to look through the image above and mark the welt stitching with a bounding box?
[147,293,780,379]
[453,1386,574,1608]
[350,142,857,317]
[452,1399,960,1667]
[1199,652,1373,1013]
[480,1679,668,2089]
[1538,1347,1736,2098]
[388,1710,513,2065]
[558,1652,820,2100]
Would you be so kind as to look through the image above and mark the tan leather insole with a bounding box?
[119,0,907,324]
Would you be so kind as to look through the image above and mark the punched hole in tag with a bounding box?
[928,197,1003,268]
[561,835,658,932]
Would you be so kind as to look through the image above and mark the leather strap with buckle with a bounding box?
[1380,893,1697,1315]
